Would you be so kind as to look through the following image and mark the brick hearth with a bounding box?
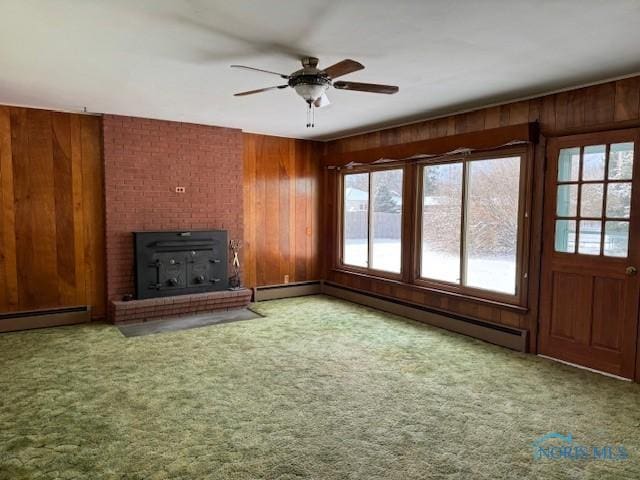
[110,289,252,324]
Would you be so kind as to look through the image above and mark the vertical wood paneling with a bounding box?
[584,83,615,126]
[0,106,104,318]
[0,107,18,310]
[52,112,77,305]
[243,133,322,287]
[540,93,557,131]
[242,135,257,288]
[29,110,59,307]
[484,106,501,129]
[70,115,87,306]
[614,77,640,122]
[527,98,542,123]
[566,88,586,128]
[509,101,529,125]
[265,138,280,284]
[79,116,105,318]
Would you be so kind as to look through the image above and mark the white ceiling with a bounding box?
[1,0,640,140]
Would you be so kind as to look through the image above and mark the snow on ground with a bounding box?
[344,239,516,294]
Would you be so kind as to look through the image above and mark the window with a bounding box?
[343,173,369,267]
[337,147,529,305]
[554,142,633,257]
[342,168,403,273]
[421,163,462,283]
[420,155,523,296]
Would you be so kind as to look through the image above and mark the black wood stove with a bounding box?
[134,230,228,299]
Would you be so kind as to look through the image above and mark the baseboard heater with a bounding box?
[254,280,323,301]
[0,306,91,333]
[321,282,527,352]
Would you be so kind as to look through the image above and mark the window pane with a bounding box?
[371,169,403,273]
[556,185,577,217]
[580,183,603,218]
[558,147,580,182]
[578,220,601,255]
[606,182,632,218]
[604,221,629,257]
[555,220,577,253]
[343,173,369,267]
[421,163,462,283]
[608,142,634,180]
[465,156,521,295]
[582,145,606,180]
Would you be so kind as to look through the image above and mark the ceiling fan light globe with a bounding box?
[293,83,328,103]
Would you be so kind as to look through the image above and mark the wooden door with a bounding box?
[539,129,640,379]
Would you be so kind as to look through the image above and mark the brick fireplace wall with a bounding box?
[103,115,243,301]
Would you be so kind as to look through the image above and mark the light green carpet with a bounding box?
[1,295,639,479]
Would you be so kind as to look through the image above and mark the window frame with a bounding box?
[552,142,634,257]
[334,145,533,309]
[338,162,407,280]
[414,146,530,305]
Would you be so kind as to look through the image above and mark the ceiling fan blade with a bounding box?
[230,65,290,79]
[234,85,289,96]
[313,92,331,108]
[333,81,399,94]
[322,59,364,79]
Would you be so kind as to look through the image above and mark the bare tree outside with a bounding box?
[555,143,633,257]
[465,157,520,294]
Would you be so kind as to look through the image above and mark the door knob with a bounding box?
[625,266,637,276]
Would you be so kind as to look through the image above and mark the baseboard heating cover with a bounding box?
[0,306,91,333]
[254,280,322,301]
[322,282,527,352]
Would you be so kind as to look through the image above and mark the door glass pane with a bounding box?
[343,173,369,267]
[582,145,606,181]
[606,182,632,219]
[421,163,462,283]
[555,220,577,253]
[371,169,403,273]
[580,183,603,218]
[465,156,521,295]
[608,142,634,180]
[556,185,578,217]
[558,147,580,182]
[604,221,629,258]
[578,220,601,255]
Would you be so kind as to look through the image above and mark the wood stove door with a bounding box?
[187,250,222,287]
[155,252,187,291]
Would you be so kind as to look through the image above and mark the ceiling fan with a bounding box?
[231,57,399,127]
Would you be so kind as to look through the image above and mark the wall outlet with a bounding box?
[284,275,289,284]
[175,186,185,193]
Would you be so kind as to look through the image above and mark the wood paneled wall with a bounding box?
[0,106,105,318]
[323,75,640,351]
[243,133,322,288]
[325,77,640,155]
